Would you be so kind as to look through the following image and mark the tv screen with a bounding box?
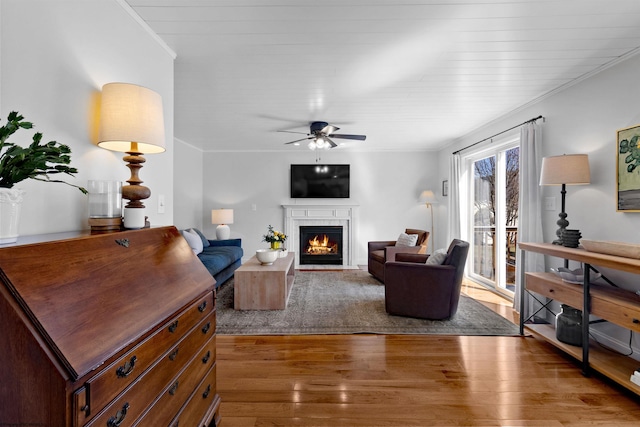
[290,164,350,198]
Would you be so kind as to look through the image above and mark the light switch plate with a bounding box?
[543,197,556,211]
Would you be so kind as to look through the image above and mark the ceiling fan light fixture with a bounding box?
[308,140,317,150]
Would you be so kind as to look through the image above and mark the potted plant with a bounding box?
[262,224,287,251]
[0,111,86,243]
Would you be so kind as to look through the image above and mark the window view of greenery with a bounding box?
[472,147,519,289]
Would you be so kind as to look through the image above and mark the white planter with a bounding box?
[0,188,25,244]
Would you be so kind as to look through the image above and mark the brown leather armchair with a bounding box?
[383,239,470,320]
[367,229,429,283]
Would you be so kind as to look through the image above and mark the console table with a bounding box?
[0,226,221,426]
[519,242,640,395]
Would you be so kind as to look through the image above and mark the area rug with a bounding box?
[215,270,519,336]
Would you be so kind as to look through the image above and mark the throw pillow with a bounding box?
[182,229,204,255]
[425,248,448,265]
[190,228,211,247]
[396,232,418,247]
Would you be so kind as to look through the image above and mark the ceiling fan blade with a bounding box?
[329,133,367,141]
[321,124,339,135]
[325,137,338,148]
[278,130,309,135]
[284,136,313,145]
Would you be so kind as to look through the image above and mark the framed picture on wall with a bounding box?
[617,124,640,211]
[442,180,449,197]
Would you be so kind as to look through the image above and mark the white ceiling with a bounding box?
[126,0,640,152]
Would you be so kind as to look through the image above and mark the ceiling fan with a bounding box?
[280,121,366,150]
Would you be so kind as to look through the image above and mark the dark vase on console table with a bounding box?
[0,226,220,427]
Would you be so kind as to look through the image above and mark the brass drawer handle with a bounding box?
[168,320,179,333]
[169,348,179,361]
[115,356,137,378]
[202,384,211,399]
[202,350,211,364]
[107,402,129,427]
[201,322,211,334]
[169,381,179,396]
[198,300,207,313]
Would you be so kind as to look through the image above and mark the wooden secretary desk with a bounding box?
[0,226,220,427]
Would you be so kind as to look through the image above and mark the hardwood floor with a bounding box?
[216,278,640,426]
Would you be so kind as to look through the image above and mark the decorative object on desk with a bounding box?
[550,267,601,284]
[255,248,279,265]
[279,248,288,258]
[0,111,87,244]
[617,123,640,211]
[263,224,287,250]
[539,154,590,245]
[556,304,582,346]
[580,239,640,259]
[211,208,234,240]
[87,180,122,233]
[98,83,166,229]
[419,190,438,253]
[560,229,582,248]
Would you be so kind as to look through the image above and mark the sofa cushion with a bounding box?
[370,249,385,264]
[425,248,447,265]
[198,245,243,276]
[396,232,418,247]
[182,229,203,255]
[190,228,210,248]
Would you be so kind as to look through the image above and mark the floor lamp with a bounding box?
[419,190,438,253]
[539,154,590,246]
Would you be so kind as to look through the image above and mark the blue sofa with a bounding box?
[181,228,243,288]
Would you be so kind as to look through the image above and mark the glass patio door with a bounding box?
[466,141,519,297]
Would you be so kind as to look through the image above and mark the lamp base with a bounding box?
[123,207,147,229]
[216,224,230,240]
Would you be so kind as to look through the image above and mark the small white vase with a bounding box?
[0,188,24,244]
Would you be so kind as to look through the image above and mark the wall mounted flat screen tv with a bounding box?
[290,164,350,198]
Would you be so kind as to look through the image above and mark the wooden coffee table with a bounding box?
[234,252,295,310]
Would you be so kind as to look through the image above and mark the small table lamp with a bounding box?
[419,190,438,253]
[98,83,166,229]
[540,154,590,245]
[211,209,234,240]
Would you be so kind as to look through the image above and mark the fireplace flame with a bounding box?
[306,234,338,255]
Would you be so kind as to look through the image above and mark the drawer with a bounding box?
[76,292,214,424]
[134,345,216,427]
[169,363,219,427]
[525,273,583,309]
[83,312,215,427]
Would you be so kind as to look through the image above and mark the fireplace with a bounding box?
[299,226,343,265]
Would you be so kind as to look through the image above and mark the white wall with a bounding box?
[174,138,204,230]
[438,51,640,356]
[198,150,439,264]
[0,0,175,236]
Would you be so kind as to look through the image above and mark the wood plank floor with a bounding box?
[216,278,640,426]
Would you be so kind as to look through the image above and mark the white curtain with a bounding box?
[514,121,545,316]
[447,153,462,243]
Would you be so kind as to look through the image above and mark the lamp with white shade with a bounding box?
[539,154,590,245]
[211,209,234,240]
[97,82,166,229]
[419,190,438,253]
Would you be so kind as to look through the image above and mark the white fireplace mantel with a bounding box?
[282,204,359,268]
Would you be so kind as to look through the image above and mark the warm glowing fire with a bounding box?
[306,234,338,255]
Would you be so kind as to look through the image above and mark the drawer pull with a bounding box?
[107,402,129,427]
[169,381,179,396]
[168,320,179,333]
[169,348,179,361]
[115,356,137,378]
[633,319,640,324]
[198,300,207,313]
[202,350,211,364]
[202,384,211,399]
[202,322,211,334]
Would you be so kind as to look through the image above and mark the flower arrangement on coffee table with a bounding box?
[262,225,287,250]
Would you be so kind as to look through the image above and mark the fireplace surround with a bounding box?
[282,204,358,268]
